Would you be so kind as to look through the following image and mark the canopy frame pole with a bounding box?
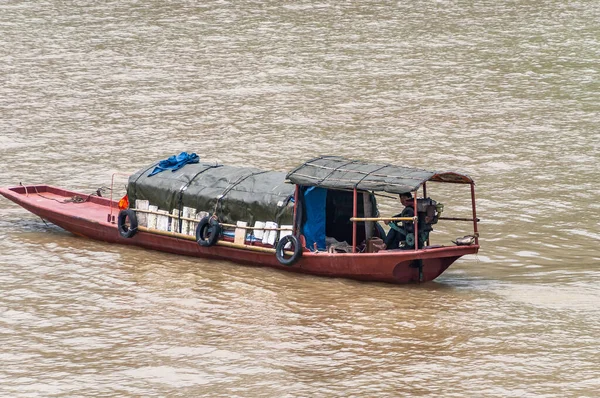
[348,165,388,254]
[413,189,419,251]
[292,185,299,236]
[471,182,479,245]
[315,159,357,185]
[109,172,131,224]
[423,182,430,246]
[352,187,358,253]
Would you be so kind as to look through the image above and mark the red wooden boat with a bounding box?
[0,156,480,284]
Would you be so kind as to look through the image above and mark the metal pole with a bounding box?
[423,182,430,246]
[352,188,357,253]
[413,189,418,251]
[109,172,131,224]
[470,182,479,245]
[292,185,299,236]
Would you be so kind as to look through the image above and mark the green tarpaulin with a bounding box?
[286,156,473,194]
[127,161,295,226]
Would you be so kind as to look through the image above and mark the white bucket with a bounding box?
[253,221,266,240]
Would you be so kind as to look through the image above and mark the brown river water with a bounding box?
[1,1,599,397]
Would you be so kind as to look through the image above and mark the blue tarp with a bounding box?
[148,152,200,176]
[302,187,327,251]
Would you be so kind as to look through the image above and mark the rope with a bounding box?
[212,171,268,216]
[177,164,221,233]
[284,155,328,178]
[31,185,104,204]
[315,159,357,186]
[353,164,389,189]
[19,182,29,197]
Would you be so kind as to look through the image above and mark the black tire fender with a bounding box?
[275,235,302,266]
[117,209,138,238]
[196,216,221,247]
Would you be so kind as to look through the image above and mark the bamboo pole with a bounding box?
[137,226,295,255]
[133,208,199,223]
[138,226,195,240]
[438,217,480,222]
[219,223,292,231]
[133,209,294,231]
[215,240,279,254]
[351,216,480,222]
[349,216,416,222]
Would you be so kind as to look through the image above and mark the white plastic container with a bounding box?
[156,210,169,231]
[170,209,180,232]
[262,222,278,246]
[181,207,192,235]
[147,205,158,229]
[135,199,149,227]
[188,208,197,236]
[253,221,266,240]
[234,221,248,245]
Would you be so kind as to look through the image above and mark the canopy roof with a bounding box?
[286,156,473,194]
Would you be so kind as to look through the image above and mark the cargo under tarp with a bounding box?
[127,161,295,226]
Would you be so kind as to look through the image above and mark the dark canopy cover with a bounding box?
[286,156,473,194]
[127,161,295,225]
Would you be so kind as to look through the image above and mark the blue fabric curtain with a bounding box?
[302,187,327,251]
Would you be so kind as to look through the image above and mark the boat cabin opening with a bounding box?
[299,187,380,252]
[298,186,445,253]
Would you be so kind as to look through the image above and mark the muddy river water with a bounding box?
[1,1,599,397]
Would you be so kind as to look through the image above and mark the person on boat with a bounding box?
[384,192,415,250]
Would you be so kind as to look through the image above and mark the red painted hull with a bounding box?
[0,185,479,284]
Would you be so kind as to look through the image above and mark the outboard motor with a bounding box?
[416,198,443,246]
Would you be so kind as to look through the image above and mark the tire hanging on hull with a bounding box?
[118,209,138,238]
[196,216,221,247]
[275,235,302,266]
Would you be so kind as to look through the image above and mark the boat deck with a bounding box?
[1,185,118,225]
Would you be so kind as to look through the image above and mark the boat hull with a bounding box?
[0,185,479,284]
